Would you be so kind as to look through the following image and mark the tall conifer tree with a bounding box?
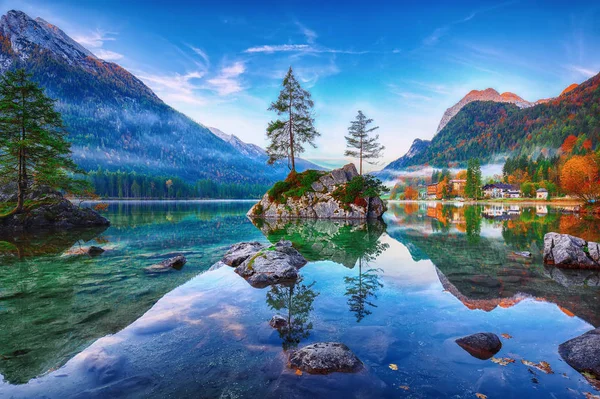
[345,110,384,175]
[266,67,319,172]
[0,69,81,213]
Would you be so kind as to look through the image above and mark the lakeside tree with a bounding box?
[266,67,319,172]
[465,158,482,199]
[345,110,384,175]
[560,154,600,204]
[0,69,83,213]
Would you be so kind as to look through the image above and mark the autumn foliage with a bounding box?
[404,186,418,200]
[560,155,600,203]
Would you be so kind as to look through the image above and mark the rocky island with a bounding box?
[247,164,386,220]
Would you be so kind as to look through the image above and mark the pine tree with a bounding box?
[344,110,384,175]
[465,158,482,199]
[266,67,319,172]
[0,69,83,213]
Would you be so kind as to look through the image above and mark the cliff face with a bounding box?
[247,164,386,220]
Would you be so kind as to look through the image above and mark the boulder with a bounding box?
[269,315,288,329]
[144,255,187,273]
[247,164,386,220]
[544,233,600,268]
[455,332,502,360]
[0,198,110,232]
[288,342,363,374]
[222,241,266,266]
[559,328,600,381]
[234,240,307,288]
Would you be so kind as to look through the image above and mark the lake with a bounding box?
[1,201,600,398]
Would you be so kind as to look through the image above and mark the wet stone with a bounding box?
[455,332,502,360]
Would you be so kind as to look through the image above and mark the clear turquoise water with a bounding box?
[1,201,600,398]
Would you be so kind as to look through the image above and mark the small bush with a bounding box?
[333,175,389,207]
[267,169,325,204]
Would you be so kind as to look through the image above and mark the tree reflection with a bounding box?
[344,240,388,322]
[464,205,482,243]
[266,276,319,350]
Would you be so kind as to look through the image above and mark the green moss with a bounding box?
[267,169,325,204]
[0,199,59,219]
[252,203,264,216]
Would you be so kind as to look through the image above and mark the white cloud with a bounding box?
[244,44,311,54]
[188,45,210,67]
[295,21,317,44]
[566,65,597,78]
[72,28,123,61]
[135,70,207,105]
[73,29,116,48]
[207,61,245,95]
[92,49,124,61]
[244,44,368,55]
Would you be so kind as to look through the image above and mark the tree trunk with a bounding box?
[16,148,24,213]
[289,90,295,172]
[359,136,363,175]
[16,85,27,213]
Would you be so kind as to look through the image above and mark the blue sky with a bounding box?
[2,0,600,170]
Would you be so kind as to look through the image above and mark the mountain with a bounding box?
[382,138,431,171]
[208,127,265,159]
[383,76,600,172]
[0,10,314,185]
[560,83,579,96]
[208,127,324,172]
[436,88,533,133]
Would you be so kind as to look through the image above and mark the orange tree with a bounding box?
[560,154,600,203]
[404,186,418,200]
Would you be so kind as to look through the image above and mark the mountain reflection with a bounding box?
[385,202,600,327]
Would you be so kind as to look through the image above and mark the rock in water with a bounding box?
[222,241,266,266]
[87,246,105,257]
[144,255,187,273]
[288,342,363,374]
[247,164,386,220]
[269,315,288,329]
[543,233,600,268]
[513,251,532,258]
[559,328,600,383]
[234,240,307,288]
[455,333,502,360]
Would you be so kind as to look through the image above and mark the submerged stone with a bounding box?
[144,255,187,273]
[269,315,288,329]
[88,246,105,257]
[288,342,363,374]
[455,332,502,360]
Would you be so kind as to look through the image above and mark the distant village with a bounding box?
[423,180,549,200]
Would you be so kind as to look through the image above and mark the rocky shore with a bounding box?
[0,185,109,232]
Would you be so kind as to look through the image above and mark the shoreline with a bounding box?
[73,198,260,203]
[386,198,584,206]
